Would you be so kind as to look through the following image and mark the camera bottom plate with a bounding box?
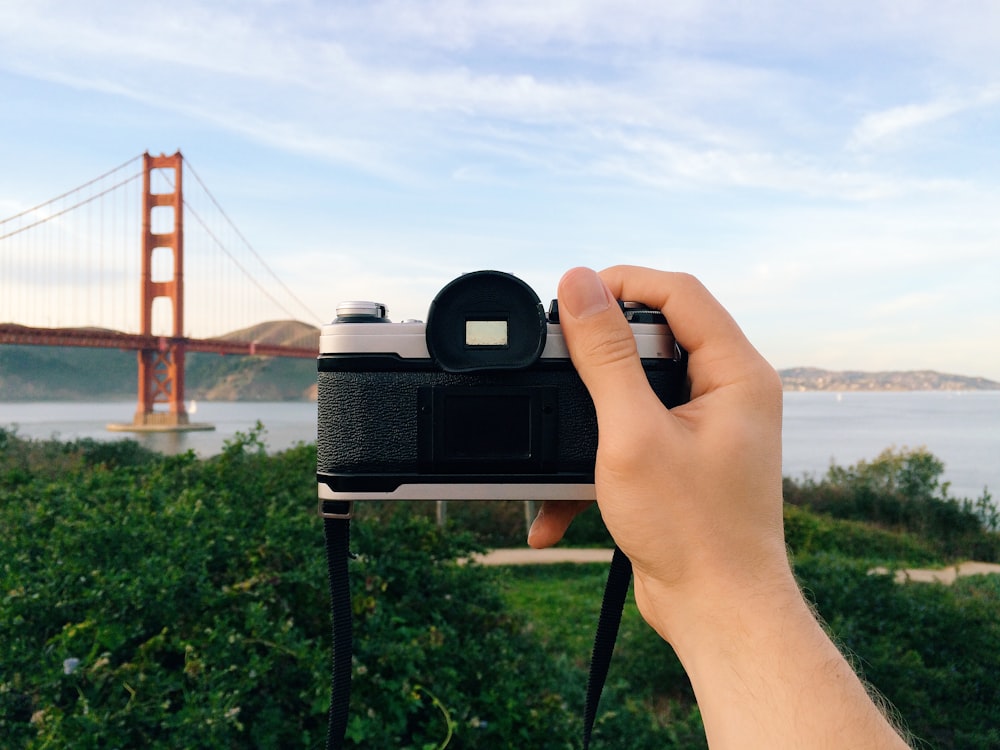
[317,477,596,502]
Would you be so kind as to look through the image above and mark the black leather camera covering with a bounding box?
[316,357,687,493]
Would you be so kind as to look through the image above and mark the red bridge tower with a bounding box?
[127,151,201,430]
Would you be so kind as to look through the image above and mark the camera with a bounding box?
[316,270,687,503]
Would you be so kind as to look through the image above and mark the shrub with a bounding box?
[784,447,999,561]
[0,428,580,749]
[795,554,1000,748]
[1,433,329,749]
[783,503,944,565]
[346,515,577,748]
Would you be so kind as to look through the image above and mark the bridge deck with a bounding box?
[0,323,316,359]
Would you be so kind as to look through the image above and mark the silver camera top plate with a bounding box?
[319,317,677,361]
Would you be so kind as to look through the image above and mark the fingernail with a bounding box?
[561,267,612,319]
[527,510,541,542]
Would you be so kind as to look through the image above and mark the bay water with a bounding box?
[2,391,997,500]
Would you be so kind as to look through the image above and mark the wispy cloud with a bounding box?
[2,1,1000,376]
[3,0,997,197]
[849,85,1000,150]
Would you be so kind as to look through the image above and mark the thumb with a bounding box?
[557,267,661,423]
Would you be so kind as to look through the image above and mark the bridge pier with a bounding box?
[108,415,214,433]
[108,344,212,432]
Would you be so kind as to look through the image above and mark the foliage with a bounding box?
[784,446,1000,561]
[1,426,328,748]
[500,564,704,749]
[0,427,161,488]
[3,428,999,748]
[795,554,1000,748]
[783,503,944,566]
[345,515,576,748]
[0,426,575,749]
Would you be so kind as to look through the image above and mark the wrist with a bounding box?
[632,550,803,651]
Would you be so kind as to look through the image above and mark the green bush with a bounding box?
[0,427,580,749]
[783,503,944,565]
[795,554,1000,748]
[784,447,999,561]
[1,432,329,748]
[4,428,999,749]
[346,515,577,748]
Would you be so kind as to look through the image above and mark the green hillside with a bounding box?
[0,346,135,400]
[0,321,319,401]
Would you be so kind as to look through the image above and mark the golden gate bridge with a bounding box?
[0,152,320,431]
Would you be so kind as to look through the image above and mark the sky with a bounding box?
[1,0,999,379]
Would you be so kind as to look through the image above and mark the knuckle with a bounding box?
[672,270,700,287]
[584,326,638,368]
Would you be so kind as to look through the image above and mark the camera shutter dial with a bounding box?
[334,301,389,322]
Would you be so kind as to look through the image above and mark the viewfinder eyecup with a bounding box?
[425,270,547,373]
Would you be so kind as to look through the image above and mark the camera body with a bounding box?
[316,271,687,502]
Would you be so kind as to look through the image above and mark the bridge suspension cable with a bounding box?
[0,155,142,236]
[153,159,323,329]
[0,171,144,243]
[184,159,322,326]
[0,152,322,340]
[1,152,320,430]
[0,157,143,333]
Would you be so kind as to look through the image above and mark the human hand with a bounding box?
[528,265,789,635]
[528,267,910,749]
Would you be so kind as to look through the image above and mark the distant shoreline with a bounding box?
[3,352,1000,401]
[778,368,1000,392]
[3,385,1000,403]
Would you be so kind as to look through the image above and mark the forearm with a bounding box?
[636,571,911,750]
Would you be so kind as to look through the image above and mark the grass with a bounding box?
[498,562,708,749]
[498,563,617,666]
[498,562,697,710]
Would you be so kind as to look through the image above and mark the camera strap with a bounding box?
[320,502,629,750]
[584,544,632,749]
[321,501,353,750]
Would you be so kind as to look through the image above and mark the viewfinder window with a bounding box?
[465,319,508,347]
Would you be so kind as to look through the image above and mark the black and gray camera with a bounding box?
[316,270,687,504]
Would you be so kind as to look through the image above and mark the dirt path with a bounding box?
[473,548,614,566]
[870,561,1000,584]
[477,548,1000,584]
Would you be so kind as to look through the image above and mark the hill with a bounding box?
[0,320,320,402]
[0,345,135,400]
[4,327,999,400]
[779,367,1000,391]
[217,319,318,350]
[186,320,319,400]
